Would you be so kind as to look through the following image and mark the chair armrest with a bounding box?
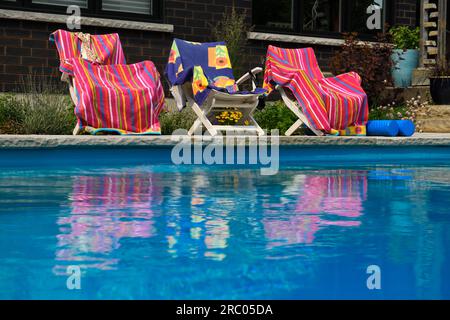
[236,67,264,89]
[170,85,187,111]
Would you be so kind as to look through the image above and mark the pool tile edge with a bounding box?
[0,134,450,149]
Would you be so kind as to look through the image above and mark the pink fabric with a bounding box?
[264,46,369,134]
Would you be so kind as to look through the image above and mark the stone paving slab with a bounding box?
[0,133,450,149]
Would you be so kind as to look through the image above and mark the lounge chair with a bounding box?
[50,30,165,135]
[263,46,369,136]
[166,39,266,136]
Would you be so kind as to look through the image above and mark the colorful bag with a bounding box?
[50,29,165,135]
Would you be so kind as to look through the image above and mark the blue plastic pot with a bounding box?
[391,49,419,88]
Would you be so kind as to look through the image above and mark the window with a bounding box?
[33,0,88,8]
[0,0,161,22]
[253,0,295,31]
[102,0,152,15]
[253,0,390,38]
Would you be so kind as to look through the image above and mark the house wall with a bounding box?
[0,0,419,92]
[393,0,419,26]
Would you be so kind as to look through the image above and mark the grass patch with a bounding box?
[0,93,76,135]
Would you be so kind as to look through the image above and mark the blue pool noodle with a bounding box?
[395,120,415,137]
[367,120,399,137]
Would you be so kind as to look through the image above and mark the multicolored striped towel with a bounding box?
[50,29,165,135]
[264,46,368,135]
[165,39,266,107]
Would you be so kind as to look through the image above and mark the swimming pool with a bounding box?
[0,146,449,299]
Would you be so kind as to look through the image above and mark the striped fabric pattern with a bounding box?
[264,46,369,135]
[50,29,165,135]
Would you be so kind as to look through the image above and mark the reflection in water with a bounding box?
[1,163,448,298]
[55,173,162,271]
[51,167,448,298]
[165,172,234,261]
[56,170,369,267]
[264,171,367,247]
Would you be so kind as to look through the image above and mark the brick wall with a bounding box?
[0,19,173,92]
[0,0,418,92]
[393,0,419,26]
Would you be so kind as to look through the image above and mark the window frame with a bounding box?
[0,0,163,23]
[253,0,394,40]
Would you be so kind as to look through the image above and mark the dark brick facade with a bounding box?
[393,0,419,26]
[0,0,418,92]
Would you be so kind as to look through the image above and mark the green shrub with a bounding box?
[160,107,197,135]
[0,73,77,135]
[0,95,25,134]
[211,6,252,77]
[254,101,305,135]
[0,93,76,135]
[389,26,420,50]
[20,94,76,135]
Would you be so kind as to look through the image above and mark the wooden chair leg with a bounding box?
[73,122,81,135]
[188,119,202,135]
[278,86,324,136]
[285,119,303,136]
[190,103,218,136]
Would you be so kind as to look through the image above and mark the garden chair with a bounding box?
[263,46,369,136]
[50,29,165,135]
[166,39,266,136]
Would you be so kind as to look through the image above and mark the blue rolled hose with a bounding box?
[367,120,399,137]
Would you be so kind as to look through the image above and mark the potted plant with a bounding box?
[429,61,450,105]
[389,26,420,88]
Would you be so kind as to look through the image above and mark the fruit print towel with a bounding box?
[165,38,266,108]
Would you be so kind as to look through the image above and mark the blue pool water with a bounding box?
[0,147,449,299]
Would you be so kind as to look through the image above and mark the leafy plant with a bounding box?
[211,6,252,77]
[159,107,197,135]
[330,32,394,106]
[389,26,420,50]
[254,101,305,135]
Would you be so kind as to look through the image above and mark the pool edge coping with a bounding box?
[0,134,450,148]
[0,134,450,149]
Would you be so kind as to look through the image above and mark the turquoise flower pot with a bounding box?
[391,49,419,88]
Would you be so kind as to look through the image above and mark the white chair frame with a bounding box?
[276,85,324,136]
[170,67,265,136]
